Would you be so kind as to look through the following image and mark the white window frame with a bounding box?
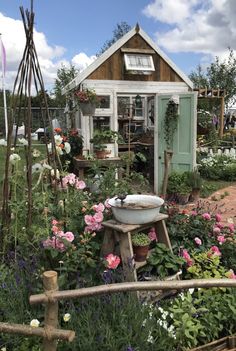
[124,54,155,72]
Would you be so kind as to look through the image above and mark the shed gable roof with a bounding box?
[64,25,193,92]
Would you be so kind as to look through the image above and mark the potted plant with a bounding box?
[74,88,99,116]
[131,232,151,262]
[138,243,184,279]
[90,129,119,159]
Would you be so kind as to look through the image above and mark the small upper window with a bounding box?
[124,54,155,72]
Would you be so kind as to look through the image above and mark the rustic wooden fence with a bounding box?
[1,270,236,350]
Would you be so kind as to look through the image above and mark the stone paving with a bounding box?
[204,185,236,224]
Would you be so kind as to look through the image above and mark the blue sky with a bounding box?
[1,0,235,91]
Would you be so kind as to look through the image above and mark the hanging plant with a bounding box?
[164,99,179,149]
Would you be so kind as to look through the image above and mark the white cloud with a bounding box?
[71,53,96,71]
[0,12,95,93]
[143,0,236,61]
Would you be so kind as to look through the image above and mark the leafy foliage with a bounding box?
[97,21,131,56]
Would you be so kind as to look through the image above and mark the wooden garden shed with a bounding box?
[64,24,197,193]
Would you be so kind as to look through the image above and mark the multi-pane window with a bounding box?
[124,54,155,72]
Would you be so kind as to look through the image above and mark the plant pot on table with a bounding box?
[133,244,149,262]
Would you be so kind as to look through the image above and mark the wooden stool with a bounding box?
[101,214,172,282]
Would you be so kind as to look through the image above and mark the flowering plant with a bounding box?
[74,88,99,105]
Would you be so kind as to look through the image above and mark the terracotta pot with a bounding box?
[79,102,96,116]
[133,245,149,262]
[95,149,110,159]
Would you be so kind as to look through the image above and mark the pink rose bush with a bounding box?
[43,221,75,253]
[61,173,86,190]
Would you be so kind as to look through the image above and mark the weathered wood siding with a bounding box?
[88,34,183,82]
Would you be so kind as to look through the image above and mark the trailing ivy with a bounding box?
[164,100,179,149]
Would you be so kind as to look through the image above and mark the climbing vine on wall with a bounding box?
[164,99,179,149]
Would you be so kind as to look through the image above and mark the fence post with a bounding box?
[43,271,59,351]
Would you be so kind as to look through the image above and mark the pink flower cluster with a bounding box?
[43,220,74,252]
[202,212,211,220]
[105,253,120,269]
[182,249,193,266]
[148,227,157,242]
[84,202,105,232]
[61,173,86,190]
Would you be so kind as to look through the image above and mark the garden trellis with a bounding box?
[1,0,59,241]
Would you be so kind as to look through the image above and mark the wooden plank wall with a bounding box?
[88,34,183,83]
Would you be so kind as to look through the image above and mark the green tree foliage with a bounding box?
[189,49,236,108]
[53,64,78,107]
[97,21,131,56]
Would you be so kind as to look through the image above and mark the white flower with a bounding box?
[51,169,60,179]
[18,137,28,146]
[56,145,63,155]
[30,319,40,328]
[63,313,71,322]
[32,149,41,158]
[0,139,7,146]
[147,331,154,344]
[9,153,21,164]
[188,288,194,295]
[64,142,71,154]
[54,135,63,146]
[32,163,43,174]
[47,143,52,152]
[142,319,147,327]
[43,162,52,170]
[1,347,7,351]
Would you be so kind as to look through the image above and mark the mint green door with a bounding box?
[154,92,197,193]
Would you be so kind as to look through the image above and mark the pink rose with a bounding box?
[209,246,221,256]
[202,213,211,220]
[148,228,157,242]
[228,223,235,233]
[52,225,59,233]
[75,180,86,190]
[94,211,104,223]
[194,237,202,245]
[191,211,198,216]
[51,219,58,225]
[105,253,121,269]
[64,231,75,242]
[93,203,105,213]
[213,226,221,234]
[182,249,191,260]
[84,214,96,226]
[217,235,226,245]
[215,213,222,222]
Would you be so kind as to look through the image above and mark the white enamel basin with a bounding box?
[108,194,164,224]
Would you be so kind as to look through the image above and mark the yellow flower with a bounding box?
[63,313,71,322]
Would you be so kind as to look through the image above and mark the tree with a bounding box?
[53,64,79,107]
[97,21,131,56]
[189,49,236,108]
[189,65,209,89]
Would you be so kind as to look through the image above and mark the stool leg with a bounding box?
[119,232,137,282]
[101,229,116,257]
[155,220,172,252]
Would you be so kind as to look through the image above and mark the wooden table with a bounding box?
[73,157,123,178]
[101,214,172,282]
